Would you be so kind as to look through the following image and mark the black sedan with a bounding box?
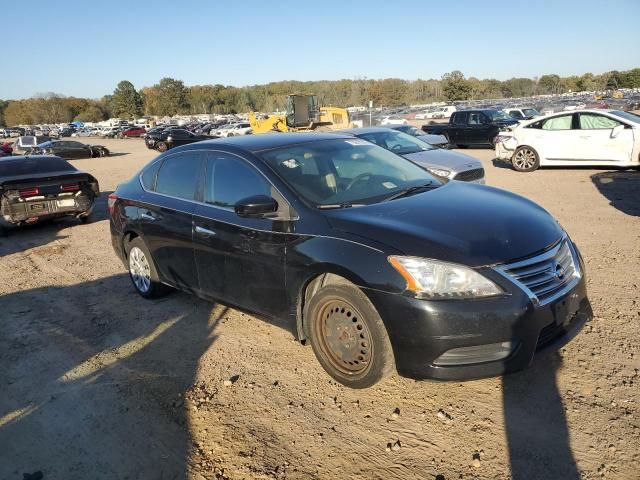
[144,128,212,152]
[109,133,591,388]
[0,155,99,234]
[29,140,110,159]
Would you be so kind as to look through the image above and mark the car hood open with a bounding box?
[403,149,482,172]
[324,182,563,267]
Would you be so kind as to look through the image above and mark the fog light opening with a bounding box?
[433,341,515,366]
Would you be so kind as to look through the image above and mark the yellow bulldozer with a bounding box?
[249,94,350,134]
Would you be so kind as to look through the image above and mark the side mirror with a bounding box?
[611,124,624,138]
[234,195,278,217]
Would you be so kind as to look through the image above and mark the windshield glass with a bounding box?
[357,130,435,155]
[523,108,539,117]
[260,138,440,206]
[487,110,513,121]
[609,110,640,124]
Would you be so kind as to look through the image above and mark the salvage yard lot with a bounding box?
[1,138,639,479]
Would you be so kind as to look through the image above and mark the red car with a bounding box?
[0,142,13,157]
[118,127,147,138]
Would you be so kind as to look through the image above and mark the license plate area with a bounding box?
[553,293,580,326]
[29,203,45,211]
[57,198,76,208]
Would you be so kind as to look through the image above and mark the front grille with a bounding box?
[497,239,579,306]
[453,168,484,182]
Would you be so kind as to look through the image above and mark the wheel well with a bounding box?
[297,273,354,343]
[122,231,139,258]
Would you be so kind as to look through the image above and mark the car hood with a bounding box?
[403,149,482,172]
[324,182,563,267]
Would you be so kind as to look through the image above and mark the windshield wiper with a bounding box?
[383,182,436,202]
[317,203,365,209]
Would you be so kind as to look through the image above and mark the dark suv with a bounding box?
[144,128,211,152]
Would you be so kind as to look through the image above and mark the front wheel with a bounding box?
[307,284,395,388]
[512,146,540,172]
[126,237,171,299]
[156,141,168,152]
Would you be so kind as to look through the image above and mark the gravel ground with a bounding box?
[0,137,638,480]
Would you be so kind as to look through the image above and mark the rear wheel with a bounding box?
[307,284,394,388]
[512,146,540,172]
[126,237,171,299]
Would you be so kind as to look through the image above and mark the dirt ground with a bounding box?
[0,137,638,480]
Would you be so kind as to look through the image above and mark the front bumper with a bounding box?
[365,262,591,381]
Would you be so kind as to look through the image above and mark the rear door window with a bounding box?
[155,152,204,200]
[452,112,467,125]
[542,115,573,130]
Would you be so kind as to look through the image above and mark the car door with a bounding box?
[574,112,634,163]
[448,112,467,144]
[139,150,204,291]
[529,113,576,160]
[192,151,291,317]
[70,141,92,158]
[467,112,491,144]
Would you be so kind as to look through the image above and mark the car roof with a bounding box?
[185,132,353,153]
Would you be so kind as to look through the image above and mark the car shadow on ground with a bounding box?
[591,170,640,217]
[503,352,581,479]
[0,274,223,479]
[491,158,514,170]
[0,191,113,256]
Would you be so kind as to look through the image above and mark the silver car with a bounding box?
[340,127,485,183]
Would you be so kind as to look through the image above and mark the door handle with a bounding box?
[195,226,216,237]
[141,213,157,221]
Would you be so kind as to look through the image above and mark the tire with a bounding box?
[125,237,171,299]
[455,144,468,149]
[156,141,168,152]
[512,146,540,172]
[307,284,395,388]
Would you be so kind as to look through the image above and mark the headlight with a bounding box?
[388,256,502,299]
[427,167,453,178]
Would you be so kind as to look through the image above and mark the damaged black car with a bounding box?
[0,155,99,235]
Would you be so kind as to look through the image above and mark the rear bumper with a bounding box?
[365,267,590,381]
[1,194,94,227]
[495,142,515,160]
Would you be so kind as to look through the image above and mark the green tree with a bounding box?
[110,80,143,119]
[538,74,562,94]
[154,77,188,116]
[75,105,106,123]
[441,71,472,101]
[0,100,8,126]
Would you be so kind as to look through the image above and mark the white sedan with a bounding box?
[495,109,640,172]
[379,115,408,126]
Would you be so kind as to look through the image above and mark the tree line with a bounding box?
[1,68,639,126]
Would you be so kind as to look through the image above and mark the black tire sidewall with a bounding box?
[125,237,170,299]
[307,284,394,388]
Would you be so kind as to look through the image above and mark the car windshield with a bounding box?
[357,130,435,155]
[487,110,512,121]
[523,108,539,117]
[609,110,640,124]
[260,138,440,206]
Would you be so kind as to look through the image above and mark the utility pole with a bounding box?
[369,100,373,126]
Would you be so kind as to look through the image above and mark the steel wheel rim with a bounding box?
[129,247,151,293]
[514,149,536,169]
[316,299,373,375]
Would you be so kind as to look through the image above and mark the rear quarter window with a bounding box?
[140,160,162,190]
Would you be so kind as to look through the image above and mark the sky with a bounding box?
[2,0,639,100]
